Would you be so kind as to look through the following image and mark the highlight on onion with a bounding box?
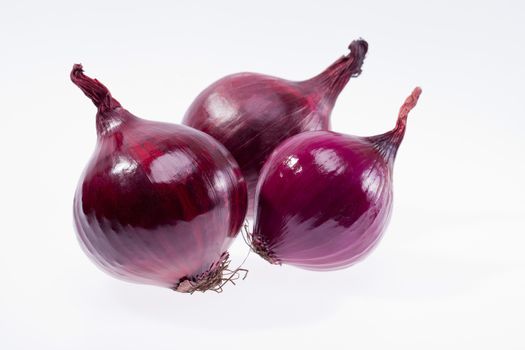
[249,87,422,270]
[183,39,368,217]
[71,64,247,293]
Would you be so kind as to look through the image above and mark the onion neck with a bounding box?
[304,39,368,105]
[368,87,422,163]
[71,64,134,136]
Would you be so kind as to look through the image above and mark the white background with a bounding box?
[1,0,524,348]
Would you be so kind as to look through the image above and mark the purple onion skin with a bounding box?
[183,39,368,217]
[71,65,247,292]
[251,88,422,270]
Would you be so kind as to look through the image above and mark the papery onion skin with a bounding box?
[183,39,368,217]
[71,64,247,292]
[251,88,422,270]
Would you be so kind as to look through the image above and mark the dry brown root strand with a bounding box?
[174,252,249,294]
[241,221,281,265]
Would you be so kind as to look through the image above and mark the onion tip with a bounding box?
[70,63,121,112]
[346,39,369,77]
[307,38,369,103]
[394,86,422,136]
[368,87,422,161]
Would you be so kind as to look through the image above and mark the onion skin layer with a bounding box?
[183,39,368,217]
[251,88,421,270]
[71,65,247,292]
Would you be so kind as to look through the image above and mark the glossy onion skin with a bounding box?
[252,132,392,270]
[251,88,422,270]
[183,40,368,216]
[71,65,247,291]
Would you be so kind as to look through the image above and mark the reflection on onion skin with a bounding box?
[183,39,369,218]
[251,88,422,270]
[71,64,247,292]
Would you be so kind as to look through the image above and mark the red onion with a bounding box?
[183,39,368,216]
[250,87,422,270]
[71,64,247,292]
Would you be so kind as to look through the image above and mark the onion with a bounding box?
[71,64,247,292]
[183,39,368,217]
[249,87,422,270]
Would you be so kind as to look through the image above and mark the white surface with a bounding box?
[1,0,524,348]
